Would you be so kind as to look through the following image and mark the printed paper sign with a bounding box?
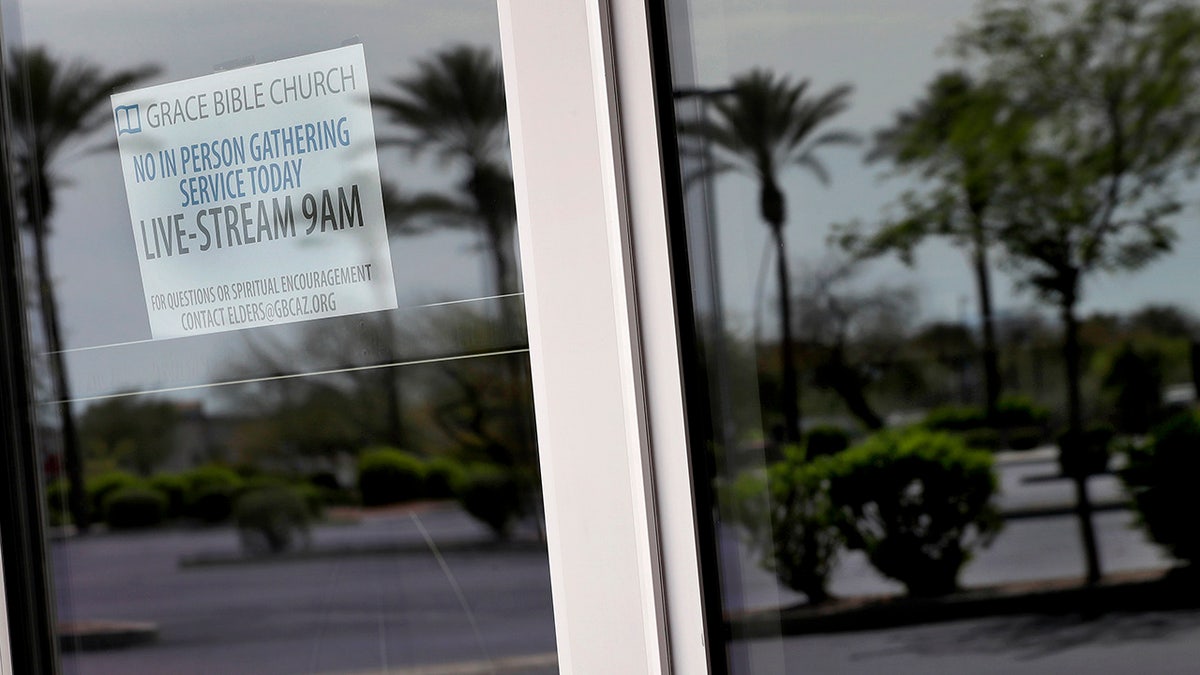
[112,44,397,339]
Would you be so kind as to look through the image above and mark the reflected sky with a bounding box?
[679,0,1200,338]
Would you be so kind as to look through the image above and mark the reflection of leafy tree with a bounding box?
[222,304,533,471]
[375,45,517,296]
[419,308,534,472]
[682,70,857,441]
[795,259,916,430]
[224,316,417,461]
[79,398,178,477]
[954,0,1200,583]
[840,71,1025,423]
[7,48,157,530]
[1127,304,1197,341]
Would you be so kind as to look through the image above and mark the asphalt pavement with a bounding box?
[55,507,557,675]
[52,452,1194,674]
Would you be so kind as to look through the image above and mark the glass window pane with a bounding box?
[2,1,556,672]
[657,0,1200,672]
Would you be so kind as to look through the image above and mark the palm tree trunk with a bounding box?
[770,224,802,442]
[32,224,87,532]
[1060,292,1101,585]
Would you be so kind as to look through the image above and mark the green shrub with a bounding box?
[922,405,986,432]
[454,464,523,539]
[234,486,311,554]
[960,427,1002,450]
[994,395,1051,429]
[804,426,851,459]
[292,483,325,519]
[357,448,427,506]
[1122,413,1200,564]
[191,486,237,523]
[923,397,1050,431]
[103,487,167,529]
[827,429,1001,596]
[180,465,243,523]
[180,465,243,498]
[425,456,466,499]
[924,397,1050,450]
[45,479,71,524]
[148,474,188,519]
[85,471,142,521]
[242,474,289,491]
[1104,343,1164,434]
[306,472,355,507]
[727,446,843,604]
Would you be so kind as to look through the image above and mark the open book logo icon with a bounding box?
[114,105,143,135]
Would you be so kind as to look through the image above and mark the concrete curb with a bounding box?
[729,567,1195,639]
[328,652,558,674]
[178,537,548,568]
[58,621,158,652]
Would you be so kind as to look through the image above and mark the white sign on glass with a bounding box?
[112,44,397,339]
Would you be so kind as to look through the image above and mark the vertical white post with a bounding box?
[497,0,710,672]
[0,540,12,675]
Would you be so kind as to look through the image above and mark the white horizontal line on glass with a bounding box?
[46,347,529,405]
[45,292,526,356]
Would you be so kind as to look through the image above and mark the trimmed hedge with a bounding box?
[180,465,243,523]
[85,471,143,522]
[425,456,466,500]
[923,396,1050,450]
[729,445,843,604]
[103,487,168,529]
[148,473,189,519]
[357,448,427,506]
[804,426,851,459]
[45,479,71,525]
[235,486,311,554]
[1122,413,1200,564]
[827,428,1001,596]
[454,464,523,539]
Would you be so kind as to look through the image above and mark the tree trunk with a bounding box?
[1060,293,1102,584]
[816,346,884,430]
[770,223,802,442]
[32,221,87,532]
[376,316,405,448]
[970,227,1002,424]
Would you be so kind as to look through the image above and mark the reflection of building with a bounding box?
[159,401,240,473]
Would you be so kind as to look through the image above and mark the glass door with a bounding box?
[653,0,1200,672]
[0,1,556,673]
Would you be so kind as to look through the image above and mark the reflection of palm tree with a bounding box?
[682,70,856,442]
[374,45,516,296]
[8,47,157,530]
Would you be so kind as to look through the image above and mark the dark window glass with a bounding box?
[657,1,1200,672]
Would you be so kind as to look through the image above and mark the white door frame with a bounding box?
[498,1,710,673]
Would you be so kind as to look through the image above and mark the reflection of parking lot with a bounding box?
[54,506,556,675]
[992,448,1127,513]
